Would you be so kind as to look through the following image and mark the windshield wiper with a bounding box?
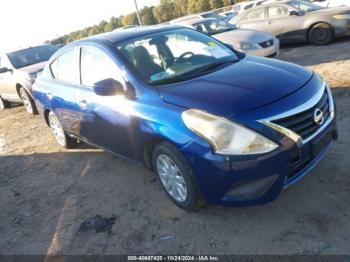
[152,60,237,85]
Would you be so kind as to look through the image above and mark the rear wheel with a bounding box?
[48,111,77,149]
[152,142,204,210]
[309,23,334,45]
[19,87,37,114]
[0,96,10,110]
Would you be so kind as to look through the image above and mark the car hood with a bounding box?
[18,61,47,74]
[310,6,350,14]
[157,56,313,117]
[213,29,274,44]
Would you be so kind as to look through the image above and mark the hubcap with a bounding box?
[20,89,32,113]
[49,114,66,147]
[315,28,328,41]
[0,99,4,109]
[156,154,188,203]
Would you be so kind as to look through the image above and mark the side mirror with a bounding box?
[93,78,124,96]
[0,67,12,74]
[289,10,304,16]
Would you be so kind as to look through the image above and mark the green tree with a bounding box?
[140,6,156,25]
[153,0,174,23]
[173,0,189,18]
[47,0,249,45]
[122,13,139,26]
[209,0,224,9]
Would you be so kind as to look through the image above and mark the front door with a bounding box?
[77,45,136,160]
[266,5,307,42]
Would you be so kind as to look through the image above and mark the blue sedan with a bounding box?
[33,25,337,210]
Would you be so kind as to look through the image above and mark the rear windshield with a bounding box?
[8,45,59,69]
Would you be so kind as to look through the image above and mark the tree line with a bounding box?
[47,0,246,45]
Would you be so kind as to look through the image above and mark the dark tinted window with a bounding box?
[244,3,254,10]
[80,46,123,87]
[257,1,266,5]
[50,49,77,83]
[7,45,58,69]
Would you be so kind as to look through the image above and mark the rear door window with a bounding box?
[50,49,77,83]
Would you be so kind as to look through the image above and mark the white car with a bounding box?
[311,0,350,7]
[174,18,280,58]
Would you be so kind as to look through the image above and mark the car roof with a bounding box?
[78,24,184,45]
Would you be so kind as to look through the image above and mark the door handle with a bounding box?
[268,20,273,25]
[79,100,88,110]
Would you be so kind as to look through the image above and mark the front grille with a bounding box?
[271,89,330,140]
[259,39,274,48]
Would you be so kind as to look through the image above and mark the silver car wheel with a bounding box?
[157,154,188,203]
[20,88,33,114]
[0,98,4,110]
[49,113,66,147]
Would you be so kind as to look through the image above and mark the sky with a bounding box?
[0,0,159,50]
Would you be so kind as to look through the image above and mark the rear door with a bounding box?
[266,4,307,42]
[236,6,268,32]
[48,47,83,136]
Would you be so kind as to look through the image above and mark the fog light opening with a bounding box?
[225,175,279,200]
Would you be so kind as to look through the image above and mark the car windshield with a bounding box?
[116,28,239,85]
[7,45,59,69]
[194,19,236,35]
[287,0,323,11]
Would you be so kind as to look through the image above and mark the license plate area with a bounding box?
[312,131,333,157]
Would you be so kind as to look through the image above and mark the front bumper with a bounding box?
[245,38,280,58]
[179,76,337,206]
[181,117,337,206]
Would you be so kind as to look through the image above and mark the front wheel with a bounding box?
[152,142,203,210]
[308,23,334,45]
[48,112,77,149]
[19,87,37,114]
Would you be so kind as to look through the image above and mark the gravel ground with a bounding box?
[0,39,349,255]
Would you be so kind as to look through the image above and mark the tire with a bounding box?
[0,96,10,110]
[152,142,204,210]
[308,23,334,45]
[48,111,77,149]
[19,87,38,114]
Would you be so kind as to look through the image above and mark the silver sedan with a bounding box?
[173,18,280,57]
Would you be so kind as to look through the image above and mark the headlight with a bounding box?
[182,109,278,155]
[235,41,258,51]
[333,14,350,20]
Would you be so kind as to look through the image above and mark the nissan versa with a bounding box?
[33,26,337,210]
